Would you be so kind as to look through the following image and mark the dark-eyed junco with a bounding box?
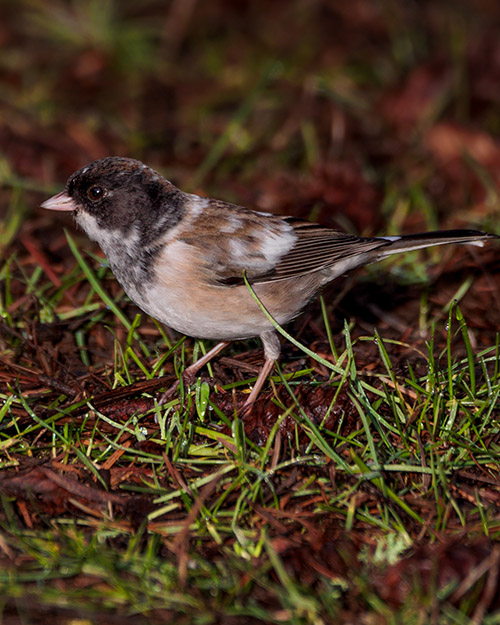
[41,157,498,407]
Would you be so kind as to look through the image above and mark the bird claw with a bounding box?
[158,370,198,405]
[239,398,255,420]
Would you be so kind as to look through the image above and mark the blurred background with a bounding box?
[2,0,500,236]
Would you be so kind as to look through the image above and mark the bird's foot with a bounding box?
[158,370,198,405]
[239,400,254,420]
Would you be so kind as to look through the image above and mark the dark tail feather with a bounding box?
[375,229,499,258]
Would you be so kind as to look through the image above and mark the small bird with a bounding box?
[41,157,498,408]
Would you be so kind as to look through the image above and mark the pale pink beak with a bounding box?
[41,191,77,212]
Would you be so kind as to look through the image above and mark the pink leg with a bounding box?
[159,341,230,404]
[243,357,276,407]
[242,330,281,409]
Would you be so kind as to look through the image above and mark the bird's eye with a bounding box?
[87,185,105,202]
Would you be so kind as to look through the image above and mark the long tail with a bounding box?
[374,229,499,258]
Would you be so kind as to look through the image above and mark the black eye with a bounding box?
[87,185,105,202]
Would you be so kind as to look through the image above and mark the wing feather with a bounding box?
[179,204,390,285]
[248,219,390,283]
